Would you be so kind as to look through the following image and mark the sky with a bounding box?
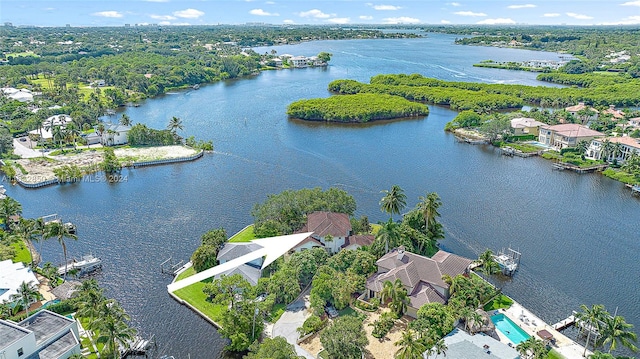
[1,0,640,27]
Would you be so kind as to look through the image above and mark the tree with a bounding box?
[191,244,218,272]
[417,192,444,245]
[90,299,136,359]
[374,219,401,256]
[317,52,332,63]
[65,122,80,150]
[576,304,607,356]
[101,147,121,173]
[394,329,426,359]
[320,316,368,359]
[381,279,409,318]
[411,303,455,339]
[600,314,638,354]
[120,114,132,127]
[10,218,37,267]
[167,116,184,134]
[0,196,22,232]
[244,336,301,359]
[46,221,78,281]
[11,281,39,317]
[516,337,547,359]
[477,249,500,276]
[52,125,65,149]
[431,339,448,359]
[380,185,407,222]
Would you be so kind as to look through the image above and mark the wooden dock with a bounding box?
[626,183,640,195]
[552,162,608,173]
[553,314,576,331]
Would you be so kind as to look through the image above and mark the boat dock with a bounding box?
[553,313,576,331]
[552,162,608,173]
[625,183,640,195]
[41,214,76,234]
[161,257,186,276]
[120,335,154,358]
[493,248,521,276]
[57,254,102,276]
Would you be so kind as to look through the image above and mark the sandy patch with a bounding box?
[13,146,200,184]
[299,332,323,357]
[454,128,488,140]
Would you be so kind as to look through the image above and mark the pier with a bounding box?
[161,257,185,276]
[493,248,521,276]
[551,162,608,173]
[553,313,576,331]
[120,335,154,358]
[625,183,640,195]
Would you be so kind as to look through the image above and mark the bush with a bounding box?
[297,314,325,336]
[45,299,77,315]
[370,312,395,338]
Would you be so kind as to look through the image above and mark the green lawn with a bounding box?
[318,349,329,359]
[11,241,32,265]
[269,303,286,323]
[228,225,256,243]
[175,266,195,281]
[507,143,542,153]
[30,75,115,100]
[546,349,565,359]
[173,281,226,323]
[602,168,639,185]
[5,52,40,58]
[483,294,514,311]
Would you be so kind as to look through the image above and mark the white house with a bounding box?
[0,259,40,305]
[99,123,131,146]
[28,115,73,141]
[289,56,308,68]
[296,211,351,254]
[587,136,640,162]
[0,310,81,359]
[1,87,33,103]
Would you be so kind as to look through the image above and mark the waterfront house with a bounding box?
[538,124,604,150]
[99,123,131,146]
[289,56,308,68]
[565,103,599,124]
[510,117,546,136]
[272,58,283,67]
[341,234,375,251]
[0,259,40,306]
[294,211,374,253]
[28,115,73,141]
[0,310,81,359]
[587,136,640,162]
[438,328,520,359]
[602,105,625,120]
[216,242,264,285]
[365,247,472,318]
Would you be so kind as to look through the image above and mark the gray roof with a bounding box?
[439,328,519,359]
[34,329,79,359]
[50,281,80,300]
[216,264,261,286]
[19,310,73,346]
[0,320,31,349]
[217,242,263,262]
[104,123,131,132]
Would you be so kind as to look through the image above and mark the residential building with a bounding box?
[510,117,546,136]
[272,58,283,67]
[565,103,599,123]
[538,124,604,150]
[602,105,625,120]
[216,242,264,285]
[587,136,640,162]
[0,310,81,359]
[365,247,472,318]
[1,88,34,103]
[437,328,520,359]
[341,234,375,251]
[99,123,131,146]
[289,56,308,68]
[28,115,73,141]
[296,211,351,254]
[0,260,39,306]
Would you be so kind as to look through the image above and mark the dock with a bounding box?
[493,248,521,276]
[551,162,608,173]
[553,313,576,331]
[120,335,153,358]
[626,183,640,195]
[161,257,185,276]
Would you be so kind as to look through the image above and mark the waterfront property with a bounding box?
[0,310,81,359]
[510,117,546,136]
[294,211,374,253]
[0,259,39,306]
[98,123,131,146]
[586,136,640,162]
[27,115,73,141]
[565,103,599,123]
[215,242,264,286]
[440,328,520,359]
[491,313,530,345]
[538,124,605,150]
[365,247,473,318]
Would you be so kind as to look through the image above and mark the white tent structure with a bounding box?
[167,232,313,293]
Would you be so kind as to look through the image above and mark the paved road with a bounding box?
[272,296,315,359]
[13,138,44,158]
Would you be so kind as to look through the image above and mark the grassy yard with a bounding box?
[5,52,40,58]
[228,225,256,243]
[602,168,639,185]
[11,241,32,265]
[173,281,226,323]
[507,142,542,153]
[541,152,603,168]
[30,75,115,101]
[175,266,195,281]
[317,349,329,359]
[547,349,565,359]
[483,294,514,311]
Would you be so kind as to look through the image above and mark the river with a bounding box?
[4,33,638,358]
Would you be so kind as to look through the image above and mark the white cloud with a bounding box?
[150,14,177,20]
[507,4,536,9]
[359,15,373,20]
[566,12,593,20]
[543,13,561,17]
[283,19,295,24]
[372,5,402,10]
[477,18,516,24]
[145,0,169,2]
[448,2,461,6]
[92,11,123,18]
[454,11,487,17]
[327,17,351,24]
[599,15,640,24]
[173,8,204,19]
[298,9,332,18]
[265,1,276,4]
[250,9,279,16]
[441,19,451,24]
[382,16,420,24]
[620,0,640,5]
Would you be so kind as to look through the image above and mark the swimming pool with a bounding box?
[491,313,530,344]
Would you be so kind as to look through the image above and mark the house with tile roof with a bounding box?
[565,102,599,124]
[295,211,374,254]
[587,136,640,162]
[538,124,604,150]
[510,117,546,136]
[365,247,473,318]
[602,105,625,120]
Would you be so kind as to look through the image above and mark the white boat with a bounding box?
[58,254,102,276]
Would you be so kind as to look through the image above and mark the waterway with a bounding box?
[4,33,639,358]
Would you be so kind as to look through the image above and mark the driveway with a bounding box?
[272,295,315,359]
[13,138,44,158]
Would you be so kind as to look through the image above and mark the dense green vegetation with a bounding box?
[287,93,428,123]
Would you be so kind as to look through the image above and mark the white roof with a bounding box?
[9,91,34,103]
[0,260,40,303]
[511,117,545,129]
[167,232,313,292]
[28,115,73,139]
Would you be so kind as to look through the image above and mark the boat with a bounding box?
[192,84,200,90]
[64,222,77,234]
[492,248,521,276]
[57,254,102,276]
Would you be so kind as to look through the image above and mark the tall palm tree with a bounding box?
[478,249,500,276]
[417,192,442,233]
[65,122,80,150]
[381,279,408,318]
[0,197,22,232]
[167,116,184,134]
[516,337,546,359]
[46,221,78,281]
[90,299,136,359]
[376,219,400,254]
[10,218,38,267]
[34,218,47,265]
[431,339,448,358]
[394,329,426,359]
[119,114,132,127]
[52,125,65,149]
[600,314,638,354]
[576,304,607,356]
[11,281,39,317]
[380,185,407,222]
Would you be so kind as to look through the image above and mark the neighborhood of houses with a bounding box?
[268,54,328,68]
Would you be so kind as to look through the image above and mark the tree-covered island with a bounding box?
[287,93,429,123]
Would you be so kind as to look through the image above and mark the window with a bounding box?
[17,348,24,356]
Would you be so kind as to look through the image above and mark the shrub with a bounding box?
[370,312,395,338]
[297,314,325,336]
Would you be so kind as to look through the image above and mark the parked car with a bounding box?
[325,306,338,318]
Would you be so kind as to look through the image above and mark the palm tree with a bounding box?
[431,339,448,358]
[516,337,546,359]
[376,219,400,254]
[417,192,442,231]
[65,122,80,150]
[394,329,426,359]
[576,304,607,356]
[380,185,407,222]
[10,218,38,267]
[119,114,132,127]
[46,221,78,281]
[381,279,408,318]
[167,116,184,134]
[600,140,614,162]
[34,218,47,265]
[600,314,638,354]
[11,281,39,317]
[51,125,65,149]
[0,197,22,232]
[477,249,500,276]
[90,299,137,359]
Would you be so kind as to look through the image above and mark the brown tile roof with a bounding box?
[603,107,625,119]
[342,234,374,248]
[409,282,446,308]
[300,211,352,238]
[541,124,604,138]
[565,102,598,113]
[432,250,473,278]
[608,136,640,150]
[295,235,325,248]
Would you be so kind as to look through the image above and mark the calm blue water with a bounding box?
[491,314,531,345]
[4,33,639,358]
